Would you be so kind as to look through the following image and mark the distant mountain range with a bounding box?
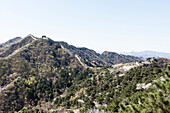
[120,50,170,60]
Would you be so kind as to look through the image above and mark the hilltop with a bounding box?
[0,35,169,113]
[0,35,141,67]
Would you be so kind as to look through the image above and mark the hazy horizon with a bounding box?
[0,0,170,53]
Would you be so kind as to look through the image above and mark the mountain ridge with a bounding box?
[0,35,142,66]
[0,37,22,48]
[121,50,170,60]
[0,35,169,112]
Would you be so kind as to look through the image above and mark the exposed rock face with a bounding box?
[136,83,152,89]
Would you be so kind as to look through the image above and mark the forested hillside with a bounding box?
[0,36,169,113]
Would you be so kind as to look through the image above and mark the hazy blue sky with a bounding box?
[0,0,170,52]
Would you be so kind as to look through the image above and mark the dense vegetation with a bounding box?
[0,36,169,113]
